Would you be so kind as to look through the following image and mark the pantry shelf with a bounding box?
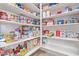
[25,45,41,56]
[0,36,40,48]
[43,3,79,11]
[43,36,79,42]
[42,44,78,56]
[0,20,40,27]
[42,23,79,28]
[0,3,40,20]
[43,9,79,19]
[23,3,40,13]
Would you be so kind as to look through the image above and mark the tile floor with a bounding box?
[31,49,54,56]
[31,48,67,56]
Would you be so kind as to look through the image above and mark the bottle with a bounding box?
[56,30,60,37]
[20,16,24,23]
[77,33,79,40]
[27,18,31,24]
[0,11,8,20]
[14,28,20,40]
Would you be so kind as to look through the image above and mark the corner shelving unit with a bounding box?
[0,3,79,56]
[42,3,79,56]
[0,3,40,56]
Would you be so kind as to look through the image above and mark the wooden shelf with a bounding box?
[0,20,40,27]
[42,23,79,28]
[43,36,79,42]
[0,3,40,20]
[23,3,40,13]
[43,9,79,19]
[0,36,40,48]
[42,44,78,56]
[25,45,40,56]
[43,3,79,11]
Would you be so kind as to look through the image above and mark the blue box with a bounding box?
[57,20,64,24]
[49,3,57,6]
